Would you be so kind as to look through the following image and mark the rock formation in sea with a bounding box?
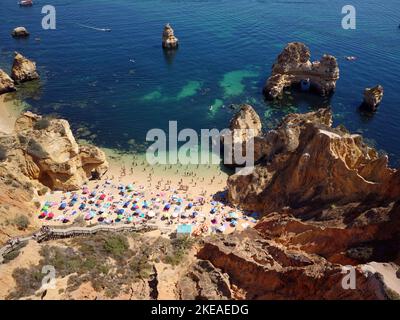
[0,69,16,94]
[263,42,339,99]
[1,112,108,192]
[222,104,265,166]
[11,52,39,83]
[11,27,30,38]
[162,23,179,49]
[362,85,384,112]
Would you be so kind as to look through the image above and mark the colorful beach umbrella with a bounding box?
[229,212,238,219]
[59,202,67,210]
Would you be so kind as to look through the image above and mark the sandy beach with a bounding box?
[36,148,257,236]
[0,93,27,134]
[0,96,256,237]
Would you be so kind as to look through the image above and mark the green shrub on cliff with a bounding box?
[13,214,30,230]
[103,234,129,259]
[33,118,51,130]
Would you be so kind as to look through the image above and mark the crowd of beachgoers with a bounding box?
[37,178,259,236]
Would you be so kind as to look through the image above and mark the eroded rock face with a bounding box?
[229,104,262,139]
[0,112,108,191]
[0,69,16,95]
[363,85,384,112]
[178,260,232,300]
[11,52,39,83]
[227,108,398,213]
[263,42,339,99]
[222,104,265,166]
[206,106,400,300]
[162,23,179,49]
[12,27,30,38]
[194,227,398,299]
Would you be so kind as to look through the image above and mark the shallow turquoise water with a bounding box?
[1,0,400,164]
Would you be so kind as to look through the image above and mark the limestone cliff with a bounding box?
[227,108,398,213]
[0,70,16,95]
[177,106,400,300]
[2,112,108,191]
[0,112,108,243]
[11,52,39,83]
[222,104,265,166]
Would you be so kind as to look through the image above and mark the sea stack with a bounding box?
[222,104,265,166]
[263,42,339,99]
[162,23,179,49]
[10,52,39,83]
[363,85,384,111]
[0,69,16,95]
[11,26,30,38]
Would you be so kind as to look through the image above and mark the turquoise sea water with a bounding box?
[1,0,400,164]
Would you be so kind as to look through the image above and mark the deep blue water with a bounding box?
[1,0,400,164]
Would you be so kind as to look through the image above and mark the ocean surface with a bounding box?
[1,0,400,165]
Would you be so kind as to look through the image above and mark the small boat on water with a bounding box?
[19,0,33,6]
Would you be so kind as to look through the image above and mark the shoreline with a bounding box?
[1,94,256,239]
[36,149,254,236]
